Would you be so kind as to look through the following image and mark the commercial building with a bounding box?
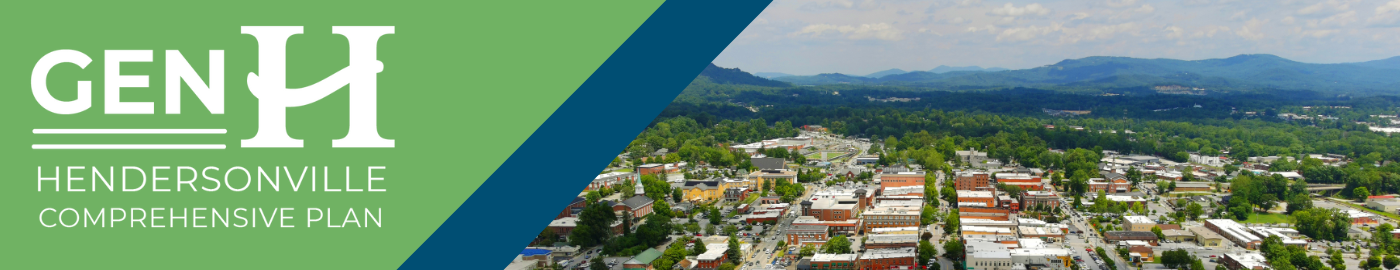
[1104,231,1159,245]
[1205,219,1262,249]
[1175,182,1212,192]
[1087,177,1131,193]
[1220,252,1271,270]
[956,171,991,191]
[1122,216,1157,232]
[805,198,862,221]
[696,243,730,269]
[1162,229,1195,242]
[857,247,917,270]
[809,253,858,270]
[1020,191,1060,211]
[590,172,636,191]
[1189,226,1225,247]
[865,234,919,249]
[793,216,863,236]
[788,225,831,247]
[863,207,922,233]
[1372,199,1400,213]
[750,169,798,187]
[957,190,996,208]
[880,171,926,189]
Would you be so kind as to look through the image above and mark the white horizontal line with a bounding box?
[34,129,227,134]
[32,144,227,150]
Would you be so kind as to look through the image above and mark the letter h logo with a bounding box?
[240,26,394,148]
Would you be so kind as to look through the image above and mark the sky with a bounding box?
[712,0,1400,76]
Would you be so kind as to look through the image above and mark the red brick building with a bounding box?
[858,247,917,270]
[956,171,991,191]
[637,164,665,175]
[879,172,926,189]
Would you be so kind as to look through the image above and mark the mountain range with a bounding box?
[753,54,1400,94]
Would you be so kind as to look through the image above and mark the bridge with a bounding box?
[1306,184,1347,196]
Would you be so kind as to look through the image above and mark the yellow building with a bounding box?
[748,170,796,191]
[1189,226,1224,247]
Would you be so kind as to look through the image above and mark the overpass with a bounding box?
[1306,184,1347,196]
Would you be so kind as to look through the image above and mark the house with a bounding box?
[695,243,730,269]
[1128,246,1155,263]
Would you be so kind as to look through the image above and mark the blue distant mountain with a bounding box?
[753,72,796,79]
[1350,56,1400,70]
[697,63,790,87]
[929,65,1007,73]
[864,68,909,78]
[766,54,1400,94]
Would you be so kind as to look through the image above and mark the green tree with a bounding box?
[692,241,708,255]
[919,240,937,264]
[942,239,965,260]
[1151,226,1165,240]
[1186,203,1204,220]
[590,257,607,270]
[718,263,736,270]
[1384,255,1398,269]
[944,210,961,234]
[800,245,816,258]
[727,233,742,264]
[824,235,853,254]
[1356,187,1372,201]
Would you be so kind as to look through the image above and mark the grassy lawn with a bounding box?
[610,168,633,173]
[806,153,824,160]
[1243,213,1293,224]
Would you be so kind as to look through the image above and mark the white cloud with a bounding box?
[1193,26,1232,38]
[1135,4,1155,13]
[1164,26,1185,39]
[957,0,983,7]
[1083,22,1141,41]
[1105,0,1138,8]
[1236,18,1267,40]
[793,23,906,41]
[1069,12,1091,20]
[1282,16,1296,24]
[1368,0,1400,26]
[989,3,1052,17]
[997,24,1063,42]
[1319,10,1357,26]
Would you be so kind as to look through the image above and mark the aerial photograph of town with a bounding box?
[507,1,1400,270]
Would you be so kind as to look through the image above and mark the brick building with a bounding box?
[858,247,917,270]
[879,171,926,189]
[862,207,922,233]
[956,171,991,191]
[787,225,830,247]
